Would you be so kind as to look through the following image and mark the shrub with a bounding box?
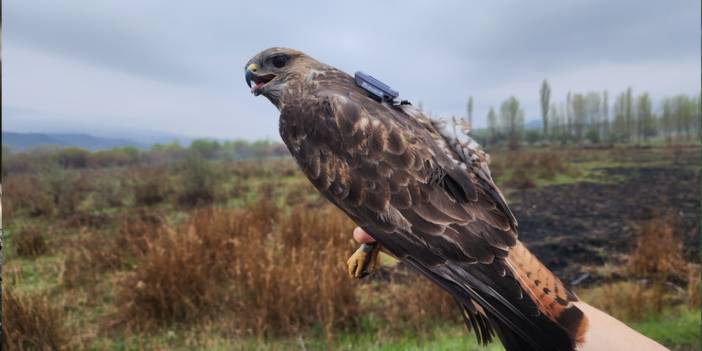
[89,172,125,209]
[131,167,170,207]
[88,147,140,168]
[39,164,85,217]
[3,175,55,218]
[174,154,219,208]
[14,225,48,258]
[189,139,221,159]
[55,147,90,169]
[2,290,69,350]
[629,215,687,281]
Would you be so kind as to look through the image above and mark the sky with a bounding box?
[3,0,700,141]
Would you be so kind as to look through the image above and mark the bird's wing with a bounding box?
[428,114,588,339]
[280,88,586,351]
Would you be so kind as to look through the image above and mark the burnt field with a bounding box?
[513,164,700,285]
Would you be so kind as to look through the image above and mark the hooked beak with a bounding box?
[245,64,276,96]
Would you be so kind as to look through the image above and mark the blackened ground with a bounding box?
[510,165,700,286]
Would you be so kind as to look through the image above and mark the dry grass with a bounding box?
[504,169,537,189]
[63,211,166,287]
[2,289,69,351]
[117,200,360,339]
[579,281,668,321]
[236,204,359,338]
[492,149,577,189]
[117,221,230,327]
[628,214,688,281]
[363,272,459,337]
[581,214,694,320]
[14,225,48,258]
[63,230,125,288]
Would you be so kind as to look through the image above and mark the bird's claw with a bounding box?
[347,243,380,279]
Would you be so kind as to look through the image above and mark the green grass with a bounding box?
[85,309,697,351]
[4,254,63,294]
[82,324,505,351]
[631,308,701,350]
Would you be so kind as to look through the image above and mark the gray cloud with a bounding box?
[4,0,699,139]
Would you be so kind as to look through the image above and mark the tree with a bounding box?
[499,97,524,150]
[540,80,551,138]
[636,93,656,140]
[189,139,221,159]
[613,92,628,141]
[602,90,610,139]
[660,98,674,141]
[570,93,587,142]
[566,92,573,137]
[671,95,695,140]
[486,107,498,144]
[585,92,601,142]
[467,96,474,129]
[625,87,634,140]
[549,103,561,140]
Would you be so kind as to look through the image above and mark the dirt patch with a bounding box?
[509,166,700,286]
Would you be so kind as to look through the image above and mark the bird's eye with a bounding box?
[270,55,289,68]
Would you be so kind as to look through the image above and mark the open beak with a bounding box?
[245,67,276,96]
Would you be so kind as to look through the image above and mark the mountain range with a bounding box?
[2,132,149,151]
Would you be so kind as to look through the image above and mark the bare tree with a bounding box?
[540,80,551,138]
[499,97,524,150]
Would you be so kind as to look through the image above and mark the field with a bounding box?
[2,144,700,350]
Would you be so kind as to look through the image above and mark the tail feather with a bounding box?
[506,242,588,345]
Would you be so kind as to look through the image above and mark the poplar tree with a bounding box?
[540,80,551,138]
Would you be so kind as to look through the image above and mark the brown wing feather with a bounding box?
[279,69,587,351]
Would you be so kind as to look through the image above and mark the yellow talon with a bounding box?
[347,243,380,279]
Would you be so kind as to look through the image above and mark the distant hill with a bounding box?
[525,119,543,130]
[2,132,146,151]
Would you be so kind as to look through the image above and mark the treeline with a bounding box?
[1,139,290,175]
[478,82,699,148]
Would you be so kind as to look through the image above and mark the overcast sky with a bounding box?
[3,1,700,140]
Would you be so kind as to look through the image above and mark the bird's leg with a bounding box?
[347,242,381,279]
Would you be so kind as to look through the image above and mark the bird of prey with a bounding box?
[245,47,588,351]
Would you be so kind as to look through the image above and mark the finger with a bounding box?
[353,227,376,244]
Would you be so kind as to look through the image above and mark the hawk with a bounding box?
[245,47,588,351]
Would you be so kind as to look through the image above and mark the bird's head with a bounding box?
[245,47,318,108]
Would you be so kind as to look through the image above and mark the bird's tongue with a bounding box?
[251,82,264,94]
